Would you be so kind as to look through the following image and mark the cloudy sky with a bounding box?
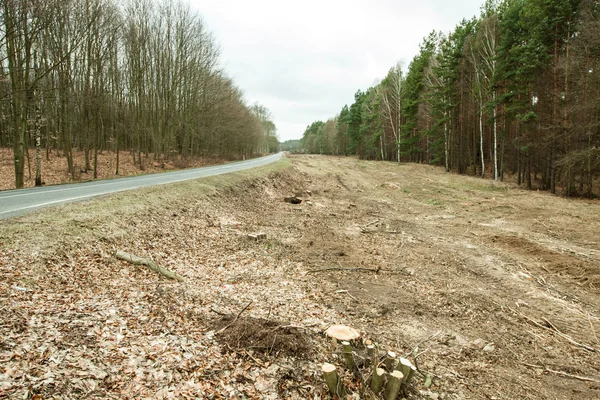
[192,0,484,141]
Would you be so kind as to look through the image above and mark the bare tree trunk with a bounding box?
[493,92,498,180]
[444,112,450,172]
[35,104,42,186]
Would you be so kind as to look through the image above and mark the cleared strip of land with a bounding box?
[1,155,598,399]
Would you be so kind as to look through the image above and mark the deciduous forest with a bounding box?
[0,0,278,189]
[302,0,600,197]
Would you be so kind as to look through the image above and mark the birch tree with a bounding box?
[479,1,500,180]
[381,62,404,163]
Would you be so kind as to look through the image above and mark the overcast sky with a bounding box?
[192,0,484,141]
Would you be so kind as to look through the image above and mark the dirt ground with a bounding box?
[0,148,226,191]
[1,154,599,399]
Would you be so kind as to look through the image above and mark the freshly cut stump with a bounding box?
[365,344,376,368]
[385,351,397,371]
[342,341,355,370]
[371,367,387,394]
[384,370,404,400]
[396,357,414,383]
[322,363,345,397]
[325,325,360,342]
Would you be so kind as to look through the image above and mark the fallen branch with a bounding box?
[363,219,380,228]
[309,266,403,274]
[588,313,600,346]
[269,322,320,333]
[362,230,402,234]
[360,219,380,233]
[224,343,263,366]
[521,362,600,383]
[335,289,359,302]
[115,251,184,282]
[210,307,228,316]
[309,266,381,273]
[407,331,441,377]
[406,331,441,359]
[518,312,597,353]
[217,301,253,334]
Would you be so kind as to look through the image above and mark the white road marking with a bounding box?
[0,165,224,199]
[0,153,283,216]
[0,194,100,215]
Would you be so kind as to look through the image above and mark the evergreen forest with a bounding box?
[301,0,600,197]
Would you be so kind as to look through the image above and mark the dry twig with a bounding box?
[335,289,359,302]
[309,266,402,274]
[216,301,253,334]
[406,331,441,376]
[510,307,597,353]
[209,307,228,316]
[269,323,319,333]
[225,343,263,365]
[520,362,600,383]
[309,267,381,273]
[588,313,600,346]
[406,331,441,359]
[359,219,381,233]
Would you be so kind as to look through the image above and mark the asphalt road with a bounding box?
[0,152,284,220]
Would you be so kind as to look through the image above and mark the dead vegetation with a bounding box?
[215,316,313,359]
[1,154,599,399]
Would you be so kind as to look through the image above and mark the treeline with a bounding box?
[280,139,301,152]
[302,0,600,197]
[1,0,278,189]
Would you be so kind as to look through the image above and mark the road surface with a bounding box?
[0,152,283,219]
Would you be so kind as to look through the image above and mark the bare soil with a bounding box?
[0,148,227,191]
[1,154,599,399]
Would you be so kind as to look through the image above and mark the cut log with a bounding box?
[322,363,345,397]
[284,196,302,204]
[384,370,404,400]
[115,251,184,282]
[341,341,355,370]
[247,232,267,241]
[371,367,387,394]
